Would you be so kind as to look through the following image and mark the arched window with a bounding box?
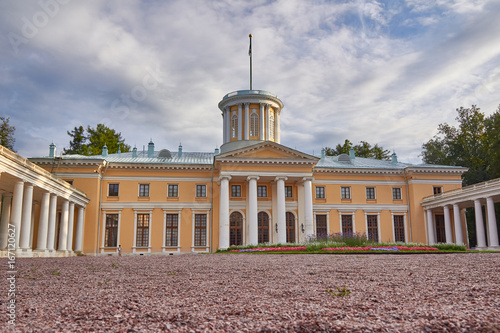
[230,212,243,246]
[269,111,275,141]
[286,212,295,243]
[258,212,269,244]
[231,113,238,139]
[250,111,259,137]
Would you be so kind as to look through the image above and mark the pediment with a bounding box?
[217,141,319,162]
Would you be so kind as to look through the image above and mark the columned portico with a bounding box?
[275,176,287,243]
[247,176,259,245]
[0,146,89,257]
[422,178,500,249]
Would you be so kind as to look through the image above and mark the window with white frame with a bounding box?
[341,187,351,199]
[257,185,267,197]
[366,187,376,200]
[139,184,149,197]
[285,186,293,198]
[393,215,405,242]
[136,213,150,247]
[316,186,325,199]
[341,215,353,235]
[250,111,259,137]
[367,215,378,242]
[194,214,207,247]
[165,214,178,247]
[168,184,178,197]
[231,113,238,139]
[392,187,402,200]
[104,214,118,247]
[196,185,206,198]
[231,185,241,197]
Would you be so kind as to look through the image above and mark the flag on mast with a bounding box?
[248,34,252,56]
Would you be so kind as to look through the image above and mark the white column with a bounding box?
[265,104,271,140]
[19,184,34,250]
[260,104,265,140]
[219,176,231,249]
[443,205,453,244]
[225,107,231,143]
[303,178,314,238]
[67,202,75,251]
[474,199,487,248]
[276,109,280,143]
[74,206,85,252]
[486,197,499,248]
[237,104,242,141]
[247,176,259,245]
[58,200,69,251]
[0,194,13,249]
[36,192,50,251]
[426,209,435,244]
[452,204,464,245]
[276,177,287,243]
[11,181,24,249]
[46,194,57,251]
[244,103,249,140]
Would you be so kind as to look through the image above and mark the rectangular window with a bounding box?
[196,185,206,198]
[165,214,179,247]
[136,214,150,247]
[394,215,405,242]
[104,214,118,247]
[392,187,402,200]
[231,185,241,197]
[367,215,378,242]
[316,186,325,199]
[139,184,150,197]
[341,215,353,235]
[433,186,442,195]
[366,187,376,200]
[168,184,178,197]
[341,187,351,199]
[316,215,327,236]
[109,184,119,197]
[194,214,207,247]
[257,185,267,198]
[285,186,293,198]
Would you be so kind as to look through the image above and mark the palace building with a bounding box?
[1,88,499,257]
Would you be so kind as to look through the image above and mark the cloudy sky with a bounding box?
[1,0,500,163]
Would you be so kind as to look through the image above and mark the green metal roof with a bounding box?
[315,155,464,170]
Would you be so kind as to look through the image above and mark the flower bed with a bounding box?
[322,246,439,252]
[230,247,307,252]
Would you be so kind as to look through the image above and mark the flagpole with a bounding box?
[249,34,252,90]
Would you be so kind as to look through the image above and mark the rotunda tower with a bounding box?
[218,90,284,153]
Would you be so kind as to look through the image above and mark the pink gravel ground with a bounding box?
[1,253,499,332]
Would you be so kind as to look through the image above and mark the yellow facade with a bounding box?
[28,90,467,255]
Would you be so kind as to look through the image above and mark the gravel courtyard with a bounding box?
[1,253,499,332]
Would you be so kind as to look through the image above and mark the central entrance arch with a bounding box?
[230,211,243,246]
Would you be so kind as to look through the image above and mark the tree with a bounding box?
[421,105,490,186]
[324,139,391,160]
[484,105,500,179]
[64,124,131,156]
[0,116,15,151]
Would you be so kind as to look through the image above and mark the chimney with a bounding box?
[49,142,56,157]
[178,143,183,158]
[132,146,137,158]
[392,152,398,164]
[102,144,108,157]
[148,139,154,158]
[349,148,355,160]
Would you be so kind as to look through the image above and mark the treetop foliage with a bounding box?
[64,124,131,156]
[421,105,500,186]
[0,116,16,151]
[324,139,391,160]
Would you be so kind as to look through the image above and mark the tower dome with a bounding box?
[218,90,284,153]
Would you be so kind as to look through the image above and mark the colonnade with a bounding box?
[218,175,313,249]
[0,180,86,255]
